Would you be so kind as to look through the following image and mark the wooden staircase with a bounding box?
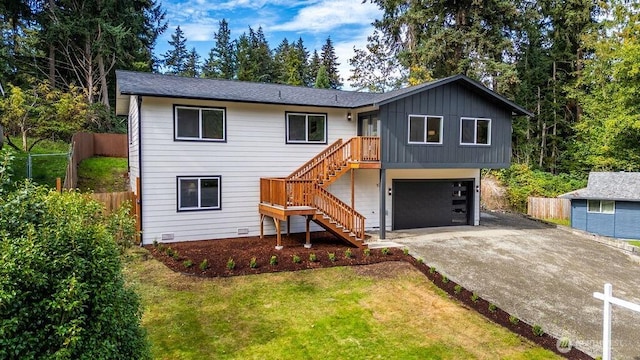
[259,136,380,248]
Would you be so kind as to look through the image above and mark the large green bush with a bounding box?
[0,184,149,359]
[496,164,587,213]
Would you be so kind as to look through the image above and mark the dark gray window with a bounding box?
[178,176,221,211]
[286,113,327,143]
[460,117,491,145]
[408,115,442,144]
[175,106,225,141]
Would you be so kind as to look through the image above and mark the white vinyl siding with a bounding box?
[460,117,491,145]
[587,200,615,214]
[139,98,357,244]
[286,112,327,143]
[408,115,443,144]
[128,95,139,193]
[175,105,225,141]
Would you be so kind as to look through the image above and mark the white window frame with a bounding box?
[407,115,443,144]
[286,112,327,144]
[587,200,615,214]
[177,176,221,211]
[460,117,491,145]
[174,105,226,141]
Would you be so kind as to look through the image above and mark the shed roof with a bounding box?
[559,172,640,201]
[115,70,533,117]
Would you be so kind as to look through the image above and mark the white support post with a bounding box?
[593,283,640,360]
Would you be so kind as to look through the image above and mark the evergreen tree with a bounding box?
[235,32,253,81]
[184,47,200,77]
[251,27,273,82]
[202,19,235,79]
[273,37,308,85]
[349,30,405,92]
[306,50,321,87]
[273,38,291,84]
[162,26,188,75]
[320,37,342,89]
[314,65,330,89]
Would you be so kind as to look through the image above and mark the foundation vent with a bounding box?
[161,233,174,241]
[237,228,250,235]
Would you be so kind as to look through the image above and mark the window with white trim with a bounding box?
[286,112,327,143]
[408,115,442,144]
[460,117,491,145]
[587,200,615,214]
[178,176,221,211]
[175,106,225,141]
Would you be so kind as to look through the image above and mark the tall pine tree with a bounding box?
[202,19,235,79]
[184,47,200,77]
[320,37,342,89]
[162,26,188,75]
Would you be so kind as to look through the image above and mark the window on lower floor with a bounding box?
[286,112,327,143]
[178,176,221,211]
[408,115,442,144]
[460,117,491,145]
[587,200,615,214]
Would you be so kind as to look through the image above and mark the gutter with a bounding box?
[137,95,143,245]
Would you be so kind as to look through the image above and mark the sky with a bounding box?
[154,0,383,89]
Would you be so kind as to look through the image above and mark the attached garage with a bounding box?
[392,179,473,230]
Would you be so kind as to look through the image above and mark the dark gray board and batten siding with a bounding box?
[380,82,513,169]
[571,199,640,239]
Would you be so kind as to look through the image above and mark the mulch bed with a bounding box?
[146,232,593,360]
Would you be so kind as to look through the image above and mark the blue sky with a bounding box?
[155,0,382,89]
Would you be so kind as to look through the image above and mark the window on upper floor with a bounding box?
[460,117,491,145]
[286,112,327,144]
[175,105,226,141]
[177,176,221,211]
[408,115,443,144]
[587,200,615,214]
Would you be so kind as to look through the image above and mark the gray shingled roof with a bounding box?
[559,172,640,201]
[115,70,532,116]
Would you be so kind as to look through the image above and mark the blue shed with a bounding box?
[560,172,640,239]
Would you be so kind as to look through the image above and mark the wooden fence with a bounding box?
[527,196,571,220]
[91,191,135,215]
[64,132,128,189]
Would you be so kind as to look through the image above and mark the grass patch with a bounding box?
[543,218,570,226]
[77,156,128,192]
[124,248,562,360]
[628,240,640,248]
[8,137,70,187]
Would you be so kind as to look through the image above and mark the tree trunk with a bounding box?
[85,38,94,103]
[48,44,56,87]
[98,54,110,109]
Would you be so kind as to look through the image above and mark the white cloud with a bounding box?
[270,0,381,33]
[333,31,370,91]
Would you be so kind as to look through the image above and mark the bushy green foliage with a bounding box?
[106,201,138,253]
[0,184,149,359]
[199,259,209,271]
[496,164,586,213]
[0,149,15,195]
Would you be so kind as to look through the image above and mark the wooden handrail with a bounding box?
[287,138,343,180]
[313,185,366,239]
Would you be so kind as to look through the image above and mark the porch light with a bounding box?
[347,112,352,121]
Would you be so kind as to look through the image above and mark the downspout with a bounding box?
[137,95,144,245]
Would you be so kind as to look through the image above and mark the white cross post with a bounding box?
[593,283,640,360]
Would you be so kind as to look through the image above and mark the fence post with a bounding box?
[601,283,612,360]
[56,178,61,192]
[27,153,32,179]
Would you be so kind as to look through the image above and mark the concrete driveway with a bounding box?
[383,212,640,359]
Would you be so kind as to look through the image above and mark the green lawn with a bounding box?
[125,248,561,360]
[543,218,570,226]
[628,240,640,248]
[77,156,128,192]
[6,137,70,187]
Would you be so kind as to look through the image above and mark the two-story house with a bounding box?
[115,71,531,248]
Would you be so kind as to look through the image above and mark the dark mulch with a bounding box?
[146,232,593,360]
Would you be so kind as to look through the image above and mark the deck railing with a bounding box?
[313,185,365,239]
[260,178,314,208]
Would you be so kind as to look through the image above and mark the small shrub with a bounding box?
[199,259,209,271]
[488,303,497,312]
[270,255,278,265]
[402,247,409,255]
[153,239,158,247]
[416,257,424,264]
[328,252,336,262]
[226,258,236,270]
[441,275,449,284]
[171,250,180,260]
[157,243,165,252]
[454,285,462,294]
[558,337,571,350]
[165,247,175,257]
[471,293,479,303]
[429,266,436,274]
[292,254,301,264]
[363,248,371,256]
[532,324,544,337]
[509,315,519,325]
[309,253,317,262]
[183,259,193,268]
[344,248,352,258]
[249,257,258,269]
[381,247,390,255]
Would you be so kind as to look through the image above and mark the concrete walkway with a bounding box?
[377,212,640,359]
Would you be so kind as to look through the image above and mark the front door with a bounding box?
[358,112,379,136]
